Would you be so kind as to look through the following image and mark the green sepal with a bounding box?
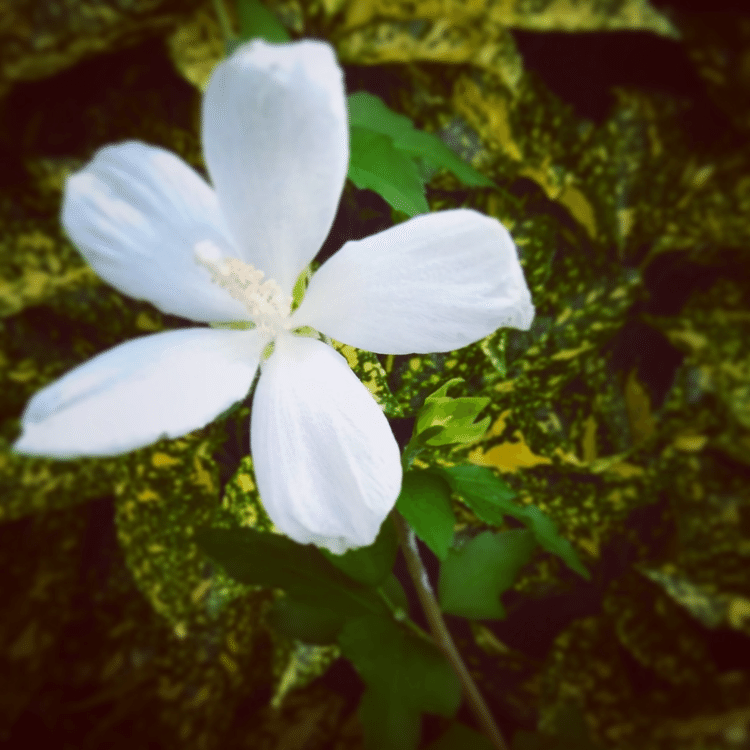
[209,321,254,330]
[290,263,312,312]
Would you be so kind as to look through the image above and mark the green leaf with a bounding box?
[436,464,518,526]
[320,514,398,587]
[437,465,589,579]
[514,505,590,579]
[396,470,456,561]
[348,126,429,217]
[194,527,389,617]
[415,377,491,446]
[265,596,345,645]
[359,686,422,750]
[339,614,462,747]
[438,529,536,619]
[236,0,290,43]
[348,92,495,188]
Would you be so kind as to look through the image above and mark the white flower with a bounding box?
[12,40,534,554]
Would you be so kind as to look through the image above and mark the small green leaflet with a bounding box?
[415,377,491,446]
[402,378,492,468]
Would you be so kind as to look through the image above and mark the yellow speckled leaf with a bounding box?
[468,433,552,472]
[0,438,123,523]
[328,338,406,417]
[166,6,225,92]
[335,0,677,37]
[336,17,524,93]
[114,427,257,629]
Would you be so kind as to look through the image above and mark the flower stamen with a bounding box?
[194,241,291,336]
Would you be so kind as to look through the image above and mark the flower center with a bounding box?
[194,241,291,340]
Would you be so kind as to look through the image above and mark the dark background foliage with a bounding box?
[1,0,749,748]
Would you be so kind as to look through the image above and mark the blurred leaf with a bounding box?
[439,529,536,619]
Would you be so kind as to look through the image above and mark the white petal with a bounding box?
[202,40,349,297]
[250,333,402,554]
[14,328,263,458]
[62,142,250,323]
[292,209,535,354]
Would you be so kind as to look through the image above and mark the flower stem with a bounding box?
[392,511,509,750]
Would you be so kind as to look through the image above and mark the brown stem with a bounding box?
[393,511,509,750]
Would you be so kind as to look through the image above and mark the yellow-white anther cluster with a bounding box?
[194,240,290,335]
